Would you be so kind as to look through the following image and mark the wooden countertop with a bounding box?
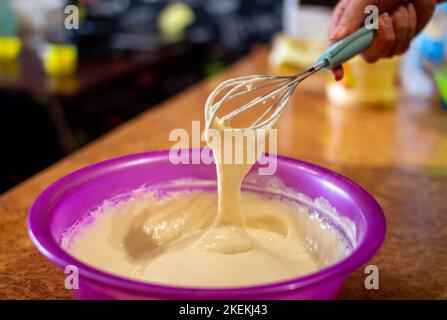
[1,47,446,299]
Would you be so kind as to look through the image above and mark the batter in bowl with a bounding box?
[65,188,350,287]
[64,116,351,287]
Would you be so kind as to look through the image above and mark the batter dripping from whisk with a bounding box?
[63,70,353,287]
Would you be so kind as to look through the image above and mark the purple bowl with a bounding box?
[28,149,385,299]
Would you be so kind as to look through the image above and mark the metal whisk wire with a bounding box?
[205,27,378,132]
[204,60,328,132]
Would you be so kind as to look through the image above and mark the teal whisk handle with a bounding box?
[317,27,375,69]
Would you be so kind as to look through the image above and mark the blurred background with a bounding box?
[0,0,446,193]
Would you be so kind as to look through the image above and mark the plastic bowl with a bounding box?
[28,149,385,299]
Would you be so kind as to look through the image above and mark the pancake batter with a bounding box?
[65,189,348,287]
[64,115,350,287]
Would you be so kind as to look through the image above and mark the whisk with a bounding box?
[205,27,375,131]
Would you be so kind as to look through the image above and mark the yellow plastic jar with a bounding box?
[326,56,400,107]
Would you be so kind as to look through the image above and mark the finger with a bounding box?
[329,0,350,30]
[329,0,351,41]
[399,2,417,53]
[362,12,396,62]
[330,0,371,42]
[331,66,344,81]
[391,5,409,56]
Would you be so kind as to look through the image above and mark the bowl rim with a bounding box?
[28,149,386,298]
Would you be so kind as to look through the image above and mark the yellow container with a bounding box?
[0,60,20,81]
[0,36,21,61]
[326,56,400,107]
[43,44,78,76]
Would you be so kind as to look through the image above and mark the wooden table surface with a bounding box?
[1,47,446,299]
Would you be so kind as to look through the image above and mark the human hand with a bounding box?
[329,0,438,80]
